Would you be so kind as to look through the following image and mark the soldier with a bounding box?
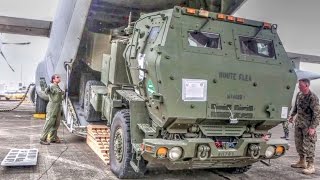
[289,78,320,175]
[281,121,289,140]
[40,74,64,145]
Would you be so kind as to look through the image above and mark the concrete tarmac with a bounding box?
[0,101,319,180]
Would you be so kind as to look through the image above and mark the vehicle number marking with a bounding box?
[218,151,235,157]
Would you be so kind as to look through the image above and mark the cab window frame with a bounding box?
[233,27,281,65]
[187,31,222,50]
[147,26,161,44]
[182,26,224,56]
[239,36,276,59]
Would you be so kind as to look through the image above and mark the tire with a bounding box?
[110,109,147,179]
[29,86,36,104]
[222,165,252,174]
[83,80,103,122]
[35,93,47,113]
[79,73,96,108]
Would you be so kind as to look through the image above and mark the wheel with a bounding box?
[110,109,147,179]
[29,86,36,104]
[83,80,103,122]
[35,93,47,113]
[5,97,10,101]
[222,165,252,174]
[79,73,96,108]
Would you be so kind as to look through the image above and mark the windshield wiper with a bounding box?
[254,25,264,38]
[198,18,211,32]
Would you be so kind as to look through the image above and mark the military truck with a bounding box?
[34,0,297,179]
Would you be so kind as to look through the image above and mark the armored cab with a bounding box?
[87,6,297,178]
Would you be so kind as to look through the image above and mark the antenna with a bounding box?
[124,12,134,35]
[20,64,22,84]
[128,12,132,27]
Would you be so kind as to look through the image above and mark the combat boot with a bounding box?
[280,132,289,140]
[302,162,315,175]
[291,157,307,168]
[40,140,50,145]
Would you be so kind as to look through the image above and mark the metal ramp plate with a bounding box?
[1,149,38,166]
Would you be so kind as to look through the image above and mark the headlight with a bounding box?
[265,146,275,158]
[168,147,183,161]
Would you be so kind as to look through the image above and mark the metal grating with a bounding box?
[199,125,246,136]
[234,105,254,111]
[1,149,38,166]
[211,104,232,110]
[210,104,254,119]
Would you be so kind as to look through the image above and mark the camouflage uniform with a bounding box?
[282,121,289,135]
[40,83,64,142]
[291,91,320,163]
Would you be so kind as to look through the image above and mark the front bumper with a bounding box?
[141,138,288,170]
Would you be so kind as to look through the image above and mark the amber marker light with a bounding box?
[275,146,285,156]
[145,145,154,153]
[226,15,236,22]
[217,13,226,20]
[263,22,272,29]
[236,17,245,23]
[156,147,168,158]
[186,8,196,14]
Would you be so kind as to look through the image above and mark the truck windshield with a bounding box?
[239,36,275,59]
[188,31,221,49]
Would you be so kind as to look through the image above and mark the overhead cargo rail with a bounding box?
[0,16,52,37]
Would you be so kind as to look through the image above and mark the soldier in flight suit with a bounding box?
[40,74,64,145]
[289,78,320,175]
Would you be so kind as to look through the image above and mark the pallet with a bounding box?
[86,125,110,165]
[87,124,111,131]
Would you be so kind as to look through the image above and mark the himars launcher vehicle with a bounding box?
[33,0,297,178]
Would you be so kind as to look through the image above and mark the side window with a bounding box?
[188,31,221,49]
[147,26,161,43]
[239,36,276,59]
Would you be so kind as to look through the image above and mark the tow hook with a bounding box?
[197,145,210,161]
[248,144,261,159]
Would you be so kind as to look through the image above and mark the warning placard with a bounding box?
[182,79,207,101]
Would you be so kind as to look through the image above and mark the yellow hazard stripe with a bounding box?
[33,114,46,119]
